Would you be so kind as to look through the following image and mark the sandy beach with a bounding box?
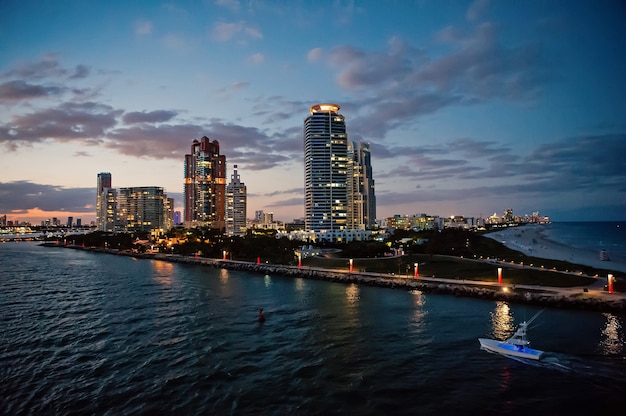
[484,224,626,274]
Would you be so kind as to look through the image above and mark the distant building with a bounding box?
[173,210,182,226]
[225,165,247,236]
[76,218,82,227]
[96,172,112,231]
[184,137,226,229]
[67,216,73,227]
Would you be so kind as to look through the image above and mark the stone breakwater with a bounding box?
[54,245,626,314]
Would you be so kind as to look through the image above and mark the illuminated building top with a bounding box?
[310,103,340,114]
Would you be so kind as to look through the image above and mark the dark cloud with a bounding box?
[0,101,122,148]
[0,181,95,213]
[122,110,179,124]
[265,197,303,207]
[69,64,90,79]
[263,188,303,197]
[0,80,65,101]
[374,133,626,207]
[321,23,551,139]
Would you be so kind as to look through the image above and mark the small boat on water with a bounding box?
[478,311,544,360]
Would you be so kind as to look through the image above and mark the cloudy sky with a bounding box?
[1,0,625,224]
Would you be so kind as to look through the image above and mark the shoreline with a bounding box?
[45,243,626,314]
[484,224,626,274]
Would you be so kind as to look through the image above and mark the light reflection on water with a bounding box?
[151,260,174,285]
[599,313,624,355]
[490,301,514,340]
[345,283,359,306]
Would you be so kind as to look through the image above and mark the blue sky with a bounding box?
[1,0,625,224]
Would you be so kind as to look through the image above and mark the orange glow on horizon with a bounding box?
[4,207,95,224]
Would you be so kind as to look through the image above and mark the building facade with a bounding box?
[117,186,171,233]
[225,165,247,236]
[347,141,376,230]
[184,137,226,229]
[96,172,112,231]
[304,104,348,234]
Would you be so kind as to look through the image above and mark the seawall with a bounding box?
[51,244,626,314]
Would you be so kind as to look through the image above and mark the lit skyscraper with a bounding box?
[225,165,247,236]
[184,136,226,229]
[304,104,348,234]
[347,141,376,229]
[117,186,170,233]
[96,172,112,231]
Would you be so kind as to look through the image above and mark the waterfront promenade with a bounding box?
[50,244,626,313]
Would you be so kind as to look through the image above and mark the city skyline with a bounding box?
[1,1,625,224]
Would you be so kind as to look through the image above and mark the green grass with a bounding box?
[302,254,596,287]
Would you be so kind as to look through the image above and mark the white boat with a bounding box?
[478,311,544,360]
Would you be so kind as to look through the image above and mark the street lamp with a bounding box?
[608,274,614,294]
[349,259,353,273]
[497,267,503,285]
[414,263,419,278]
[297,252,302,268]
[223,250,227,261]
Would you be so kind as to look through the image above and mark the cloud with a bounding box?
[0,80,65,101]
[214,0,240,13]
[210,21,262,42]
[0,101,122,149]
[467,0,489,22]
[69,64,90,79]
[247,53,264,65]
[123,110,178,124]
[162,33,194,53]
[318,25,551,139]
[135,20,153,35]
[307,47,324,62]
[0,181,95,213]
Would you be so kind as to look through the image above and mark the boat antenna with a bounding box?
[526,309,543,326]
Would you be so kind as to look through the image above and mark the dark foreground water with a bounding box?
[1,243,625,415]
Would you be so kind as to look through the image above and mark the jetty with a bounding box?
[44,243,626,314]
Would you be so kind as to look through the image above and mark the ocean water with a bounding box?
[543,221,626,261]
[1,242,625,415]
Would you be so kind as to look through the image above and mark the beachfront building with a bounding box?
[347,141,376,230]
[304,104,349,235]
[117,186,172,234]
[184,137,227,229]
[225,165,247,236]
[96,172,113,231]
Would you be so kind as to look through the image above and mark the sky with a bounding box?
[1,0,625,225]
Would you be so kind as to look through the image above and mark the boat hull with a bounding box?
[478,338,544,360]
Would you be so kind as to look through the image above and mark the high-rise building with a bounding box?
[67,216,73,227]
[184,137,226,229]
[96,172,112,231]
[304,104,348,234]
[225,165,247,236]
[117,187,169,233]
[347,141,376,229]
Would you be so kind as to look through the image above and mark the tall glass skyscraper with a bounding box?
[347,141,376,230]
[304,104,348,233]
[96,172,112,231]
[184,136,226,228]
[225,165,247,236]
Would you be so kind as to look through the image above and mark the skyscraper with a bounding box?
[304,104,348,234]
[96,172,112,231]
[225,165,247,236]
[347,141,376,230]
[184,136,226,229]
[117,186,170,233]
